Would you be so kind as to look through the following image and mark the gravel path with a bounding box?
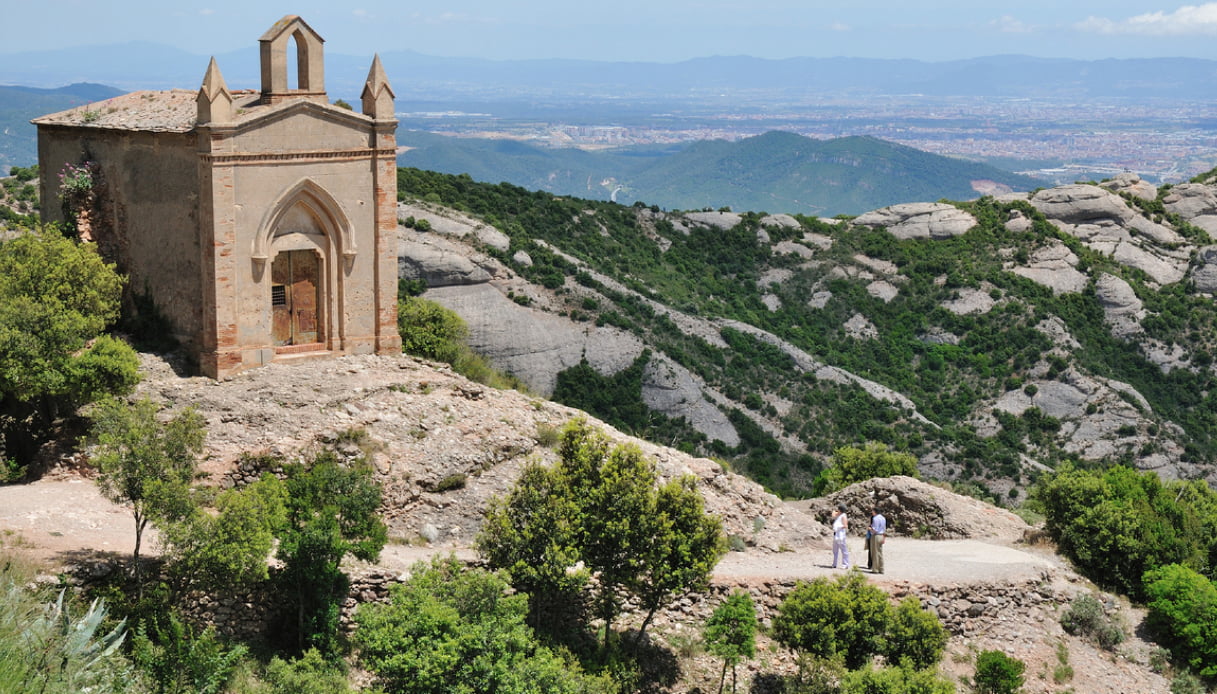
[0,478,1062,588]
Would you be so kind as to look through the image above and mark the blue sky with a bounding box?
[3,1,1217,61]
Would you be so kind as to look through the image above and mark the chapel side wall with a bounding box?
[36,127,203,351]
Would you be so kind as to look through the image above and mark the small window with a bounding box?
[271,285,287,307]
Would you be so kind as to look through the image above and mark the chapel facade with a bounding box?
[33,16,402,377]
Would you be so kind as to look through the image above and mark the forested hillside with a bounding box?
[397,130,1041,216]
[397,166,1217,499]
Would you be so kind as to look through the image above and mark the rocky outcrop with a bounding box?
[398,201,510,251]
[643,354,740,448]
[1099,172,1158,201]
[398,230,497,287]
[1193,246,1217,295]
[1030,184,1191,285]
[1095,273,1145,338]
[1007,240,1089,294]
[804,476,1030,541]
[1162,182,1217,234]
[685,210,743,230]
[941,287,997,316]
[853,202,977,240]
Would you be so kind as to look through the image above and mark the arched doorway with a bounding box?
[271,248,321,347]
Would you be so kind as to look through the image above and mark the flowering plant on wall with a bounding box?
[58,161,97,239]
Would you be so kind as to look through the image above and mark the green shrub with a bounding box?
[1059,593,1124,650]
[0,577,135,694]
[354,556,605,694]
[973,650,1025,694]
[704,591,757,694]
[772,572,890,669]
[131,612,247,694]
[839,663,955,694]
[397,296,467,364]
[1143,564,1217,680]
[259,649,352,694]
[882,596,948,670]
[819,442,918,494]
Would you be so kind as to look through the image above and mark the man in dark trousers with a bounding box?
[867,506,887,573]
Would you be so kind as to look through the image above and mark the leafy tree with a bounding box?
[477,461,586,619]
[276,451,387,656]
[477,417,725,654]
[160,474,288,589]
[89,396,205,594]
[972,650,1025,694]
[818,442,918,494]
[353,555,608,694]
[772,572,890,669]
[0,227,138,466]
[1031,464,1214,598]
[704,591,757,694]
[882,596,948,670]
[633,475,727,642]
[1142,564,1217,680]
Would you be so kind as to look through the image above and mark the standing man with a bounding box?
[831,504,850,569]
[868,506,887,574]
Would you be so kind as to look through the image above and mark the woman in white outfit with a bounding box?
[831,503,850,569]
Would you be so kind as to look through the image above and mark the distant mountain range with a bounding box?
[0,83,123,172]
[1,45,1214,101]
[399,130,1042,215]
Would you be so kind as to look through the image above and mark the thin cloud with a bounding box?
[1078,3,1217,35]
[829,22,851,33]
[991,15,1033,34]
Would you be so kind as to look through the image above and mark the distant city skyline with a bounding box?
[3,1,1217,63]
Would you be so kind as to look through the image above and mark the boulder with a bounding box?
[1099,173,1158,201]
[853,202,977,240]
[802,476,1030,541]
[941,287,997,316]
[867,280,900,303]
[1030,184,1134,226]
[844,313,878,340]
[684,211,743,230]
[760,213,801,229]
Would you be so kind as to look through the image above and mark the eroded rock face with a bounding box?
[1162,183,1217,234]
[398,202,510,251]
[1007,241,1089,294]
[425,283,645,396]
[1095,273,1145,338]
[853,202,977,240]
[1099,173,1158,201]
[642,354,740,448]
[398,231,496,287]
[1031,184,1191,285]
[1193,246,1217,294]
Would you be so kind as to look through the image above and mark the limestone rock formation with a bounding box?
[853,202,977,239]
[1193,246,1217,295]
[1099,172,1158,201]
[1162,182,1217,234]
[1030,184,1191,285]
[1095,273,1145,338]
[1006,240,1089,294]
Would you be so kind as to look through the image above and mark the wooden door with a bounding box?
[271,250,320,347]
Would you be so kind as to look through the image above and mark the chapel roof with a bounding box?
[31,89,268,133]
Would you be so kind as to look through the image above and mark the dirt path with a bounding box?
[1,477,1061,587]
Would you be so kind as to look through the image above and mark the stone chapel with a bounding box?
[33,15,401,377]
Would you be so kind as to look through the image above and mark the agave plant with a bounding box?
[1,578,134,694]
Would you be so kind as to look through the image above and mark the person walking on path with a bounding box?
[831,504,850,568]
[867,506,887,573]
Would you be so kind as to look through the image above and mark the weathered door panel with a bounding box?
[270,250,321,347]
